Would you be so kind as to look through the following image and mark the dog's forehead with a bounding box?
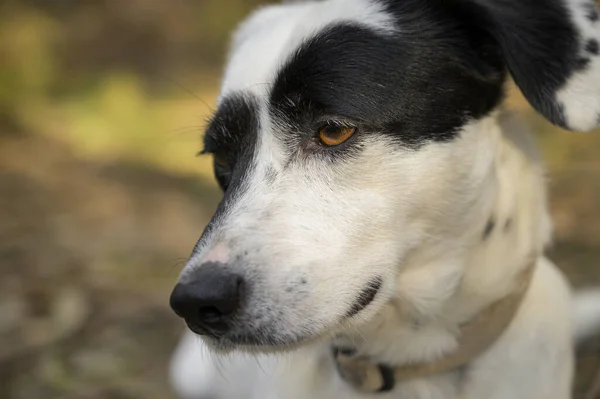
[209,0,506,151]
[219,0,395,100]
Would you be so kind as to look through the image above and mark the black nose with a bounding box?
[170,262,243,336]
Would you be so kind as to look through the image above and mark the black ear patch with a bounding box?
[456,0,600,132]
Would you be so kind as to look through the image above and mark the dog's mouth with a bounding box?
[345,276,383,318]
[184,320,212,337]
[192,276,383,353]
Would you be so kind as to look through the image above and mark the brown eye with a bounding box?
[214,152,229,169]
[318,124,357,146]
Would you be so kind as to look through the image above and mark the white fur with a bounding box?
[171,0,600,398]
[556,0,600,131]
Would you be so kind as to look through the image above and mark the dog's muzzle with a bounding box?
[170,261,244,337]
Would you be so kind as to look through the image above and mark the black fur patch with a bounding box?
[450,0,583,129]
[346,277,382,318]
[270,5,505,149]
[203,93,260,192]
[483,217,495,240]
[504,218,513,232]
[586,39,599,55]
[193,93,260,250]
[576,57,592,70]
[584,2,599,22]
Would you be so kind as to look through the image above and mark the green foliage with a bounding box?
[0,8,61,128]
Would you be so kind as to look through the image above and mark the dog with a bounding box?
[168,0,600,398]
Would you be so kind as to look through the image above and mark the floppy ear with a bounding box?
[464,0,600,132]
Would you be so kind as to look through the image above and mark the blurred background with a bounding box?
[1,0,600,398]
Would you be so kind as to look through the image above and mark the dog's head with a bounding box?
[170,0,600,351]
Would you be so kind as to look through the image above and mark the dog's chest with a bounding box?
[205,345,459,399]
[206,346,347,398]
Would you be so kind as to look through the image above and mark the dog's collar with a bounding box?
[333,262,536,393]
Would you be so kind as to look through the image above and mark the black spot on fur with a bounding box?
[345,277,382,318]
[409,316,423,331]
[300,278,307,284]
[586,39,599,55]
[483,217,495,240]
[584,2,599,22]
[504,218,513,232]
[264,166,277,183]
[576,57,591,70]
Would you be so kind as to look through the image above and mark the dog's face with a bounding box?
[170,0,600,351]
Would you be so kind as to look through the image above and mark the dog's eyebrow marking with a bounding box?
[269,20,504,147]
[576,56,591,70]
[586,39,599,55]
[345,277,382,318]
[482,217,495,240]
[193,92,261,249]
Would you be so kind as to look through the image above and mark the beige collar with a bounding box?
[333,262,536,393]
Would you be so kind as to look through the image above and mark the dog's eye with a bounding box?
[211,151,232,191]
[318,124,357,147]
[214,152,229,169]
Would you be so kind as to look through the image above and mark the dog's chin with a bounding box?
[192,326,335,355]
[192,311,385,355]
[192,335,312,355]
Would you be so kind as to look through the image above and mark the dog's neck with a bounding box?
[334,111,551,367]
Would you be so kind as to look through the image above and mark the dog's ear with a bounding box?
[462,0,600,131]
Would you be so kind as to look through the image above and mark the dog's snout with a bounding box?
[170,262,243,335]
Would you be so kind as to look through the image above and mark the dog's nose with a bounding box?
[170,262,243,335]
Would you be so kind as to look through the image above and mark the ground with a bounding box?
[0,132,218,399]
